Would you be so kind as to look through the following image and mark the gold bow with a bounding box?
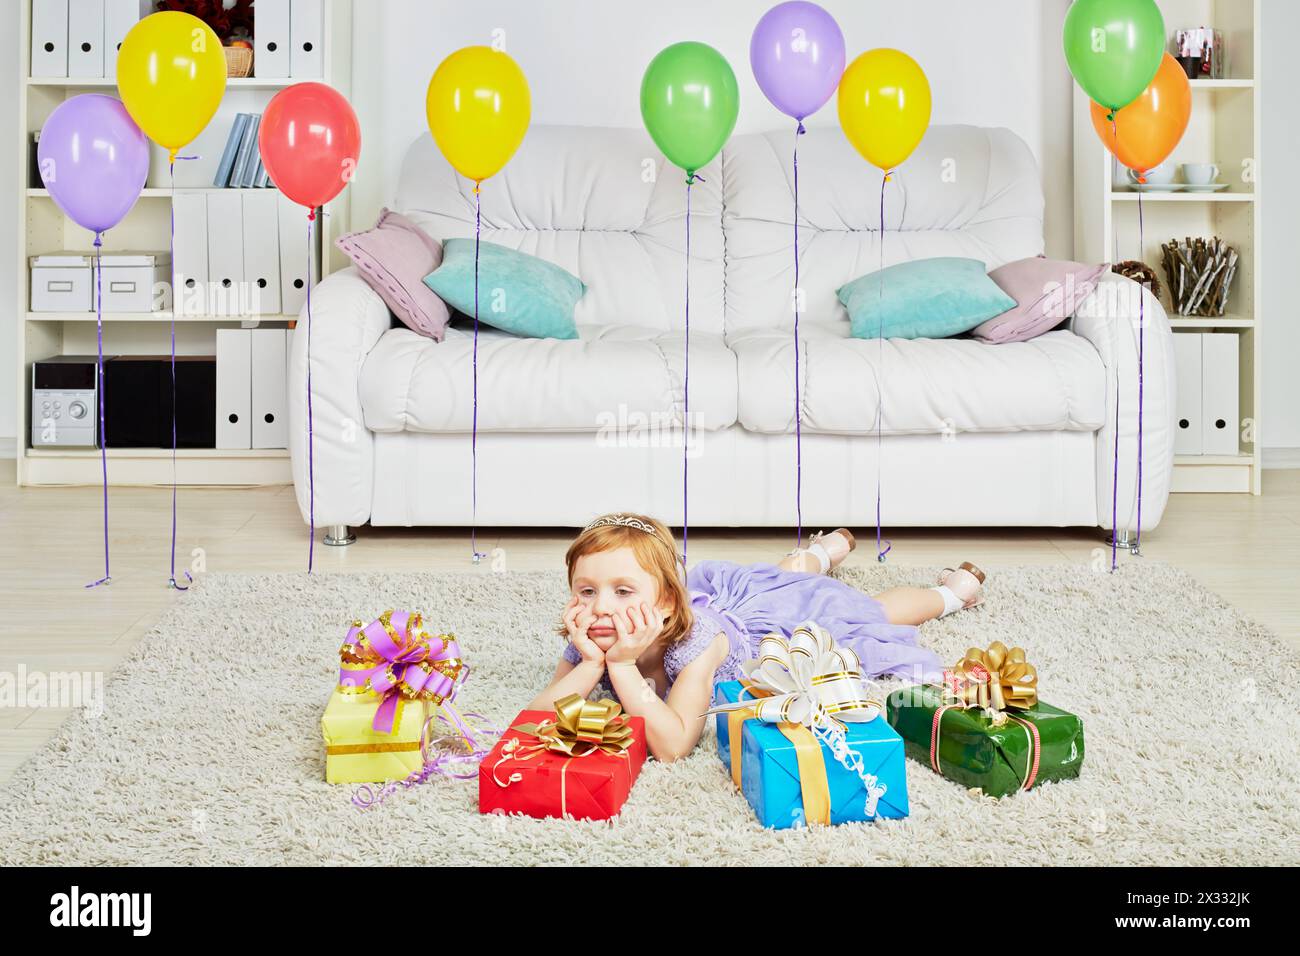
[944,641,1038,712]
[510,693,635,757]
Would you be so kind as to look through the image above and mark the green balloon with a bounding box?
[640,41,739,180]
[1064,0,1166,112]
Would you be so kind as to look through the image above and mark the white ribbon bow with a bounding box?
[706,621,883,728]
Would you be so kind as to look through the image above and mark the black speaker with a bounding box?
[103,356,217,448]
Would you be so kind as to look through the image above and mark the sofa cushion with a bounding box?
[359,324,737,434]
[838,257,1016,339]
[729,325,1105,436]
[335,208,450,340]
[972,257,1110,343]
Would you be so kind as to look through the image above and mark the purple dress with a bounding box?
[562,560,943,699]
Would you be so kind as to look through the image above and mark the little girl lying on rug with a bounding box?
[527,512,985,762]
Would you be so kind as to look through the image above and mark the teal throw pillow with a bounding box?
[423,239,585,339]
[838,257,1016,340]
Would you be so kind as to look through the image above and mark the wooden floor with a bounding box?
[1,458,1297,782]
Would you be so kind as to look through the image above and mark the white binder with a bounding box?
[206,192,245,315]
[254,0,291,78]
[1172,333,1203,456]
[277,194,311,317]
[67,0,105,77]
[251,329,289,448]
[172,191,209,316]
[216,329,252,449]
[1201,333,1240,456]
[289,0,324,77]
[242,191,282,315]
[31,0,69,78]
[104,0,148,76]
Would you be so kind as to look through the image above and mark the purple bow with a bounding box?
[337,610,466,733]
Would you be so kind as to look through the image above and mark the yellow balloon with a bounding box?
[837,49,932,173]
[116,11,226,161]
[426,46,531,184]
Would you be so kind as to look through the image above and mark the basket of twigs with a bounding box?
[1159,237,1238,316]
[224,45,253,77]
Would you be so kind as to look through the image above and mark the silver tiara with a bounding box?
[583,514,660,536]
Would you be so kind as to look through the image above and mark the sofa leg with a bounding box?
[1107,528,1140,555]
[324,524,356,547]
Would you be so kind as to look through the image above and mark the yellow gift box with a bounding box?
[321,689,429,785]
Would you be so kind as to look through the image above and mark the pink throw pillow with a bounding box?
[335,208,450,340]
[972,257,1109,344]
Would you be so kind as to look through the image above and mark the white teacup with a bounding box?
[1127,159,1177,185]
[1181,163,1220,185]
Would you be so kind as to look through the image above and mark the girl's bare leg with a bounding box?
[876,587,946,626]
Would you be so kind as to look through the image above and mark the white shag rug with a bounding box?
[3,562,1298,866]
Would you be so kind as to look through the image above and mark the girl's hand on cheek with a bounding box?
[605,603,664,666]
[564,597,604,665]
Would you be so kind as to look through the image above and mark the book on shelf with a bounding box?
[230,115,260,187]
[213,113,250,187]
[212,113,275,188]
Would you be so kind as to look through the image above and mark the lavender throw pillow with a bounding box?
[335,209,450,340]
[972,257,1109,344]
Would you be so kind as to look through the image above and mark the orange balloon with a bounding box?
[1090,53,1191,182]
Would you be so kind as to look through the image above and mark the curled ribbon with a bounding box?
[941,641,1038,715]
[337,609,466,734]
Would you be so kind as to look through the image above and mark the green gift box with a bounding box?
[885,684,1085,797]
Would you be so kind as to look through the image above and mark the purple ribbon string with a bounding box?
[1134,191,1145,555]
[875,173,893,563]
[683,172,698,567]
[793,121,805,550]
[86,233,110,589]
[306,211,317,573]
[351,709,504,809]
[470,185,486,563]
[167,157,198,591]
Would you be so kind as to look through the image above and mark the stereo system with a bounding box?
[31,355,217,449]
[31,355,103,447]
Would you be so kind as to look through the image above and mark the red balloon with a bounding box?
[259,82,360,213]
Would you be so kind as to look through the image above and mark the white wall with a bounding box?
[349,0,1075,259]
[1260,0,1300,452]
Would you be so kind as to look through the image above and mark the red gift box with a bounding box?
[478,706,647,821]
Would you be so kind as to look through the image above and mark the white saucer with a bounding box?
[1129,183,1183,192]
[1182,182,1230,192]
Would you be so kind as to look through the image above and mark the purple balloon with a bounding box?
[38,94,149,235]
[751,1,846,122]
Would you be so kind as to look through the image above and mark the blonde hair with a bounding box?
[556,513,693,647]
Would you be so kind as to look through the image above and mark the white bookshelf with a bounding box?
[15,0,354,487]
[1073,0,1262,495]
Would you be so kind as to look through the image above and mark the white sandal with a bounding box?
[936,561,986,611]
[787,528,857,574]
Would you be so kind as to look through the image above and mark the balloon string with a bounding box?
[1110,280,1121,573]
[470,185,486,563]
[168,158,191,590]
[875,173,892,563]
[306,211,316,573]
[793,120,805,550]
[86,232,110,589]
[682,175,693,568]
[1134,190,1145,554]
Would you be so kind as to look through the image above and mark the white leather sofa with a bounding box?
[289,124,1174,542]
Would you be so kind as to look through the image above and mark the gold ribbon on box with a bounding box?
[490,694,634,818]
[942,641,1038,714]
[705,622,886,827]
[508,694,635,757]
[935,641,1042,792]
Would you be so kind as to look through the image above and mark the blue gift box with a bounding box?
[714,679,909,829]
